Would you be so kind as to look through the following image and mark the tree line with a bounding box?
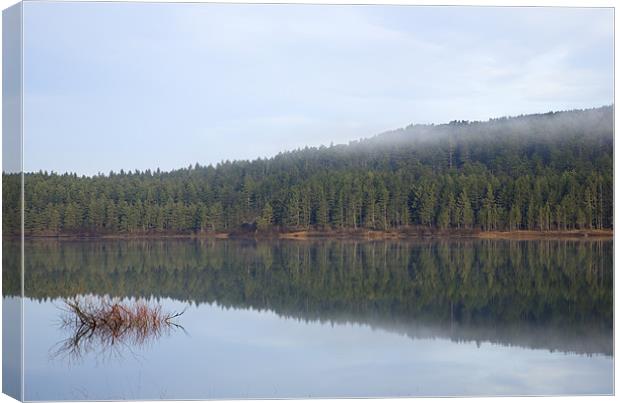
[3,106,613,236]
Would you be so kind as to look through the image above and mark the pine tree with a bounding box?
[456,190,473,229]
[63,202,81,231]
[436,185,455,230]
[209,202,224,231]
[416,182,437,227]
[257,202,274,231]
[286,189,300,228]
[376,181,389,230]
[509,204,521,231]
[480,186,498,231]
[316,191,329,229]
[104,201,118,232]
[46,203,61,233]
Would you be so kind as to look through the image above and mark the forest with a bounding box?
[2,105,613,236]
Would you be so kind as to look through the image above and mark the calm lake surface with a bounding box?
[4,238,613,399]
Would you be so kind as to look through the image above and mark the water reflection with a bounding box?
[52,296,185,363]
[6,238,613,357]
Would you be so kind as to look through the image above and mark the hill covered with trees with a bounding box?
[3,105,613,236]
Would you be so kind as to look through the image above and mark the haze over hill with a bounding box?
[3,106,613,236]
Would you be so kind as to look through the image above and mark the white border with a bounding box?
[0,1,616,403]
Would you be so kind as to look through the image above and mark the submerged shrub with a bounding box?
[53,296,184,362]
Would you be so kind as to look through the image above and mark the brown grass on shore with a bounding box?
[477,229,613,240]
[279,229,405,240]
[279,228,613,241]
[21,227,613,242]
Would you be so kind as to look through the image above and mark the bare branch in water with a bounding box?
[52,296,185,363]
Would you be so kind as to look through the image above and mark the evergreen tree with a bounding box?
[63,202,81,231]
[480,186,498,231]
[257,202,274,231]
[456,190,473,229]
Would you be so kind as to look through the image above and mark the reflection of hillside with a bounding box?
[350,316,611,357]
[6,239,612,356]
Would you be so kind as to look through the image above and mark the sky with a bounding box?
[20,2,614,175]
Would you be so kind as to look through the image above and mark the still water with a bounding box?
[4,239,614,399]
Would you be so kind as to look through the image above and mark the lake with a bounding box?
[3,238,614,399]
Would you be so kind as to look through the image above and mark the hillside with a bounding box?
[3,105,613,236]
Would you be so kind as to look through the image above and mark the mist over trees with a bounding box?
[3,105,613,236]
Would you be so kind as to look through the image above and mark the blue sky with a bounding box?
[22,2,613,175]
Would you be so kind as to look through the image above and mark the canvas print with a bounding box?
[2,1,614,400]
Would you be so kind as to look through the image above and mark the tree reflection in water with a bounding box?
[7,239,609,357]
[52,296,184,363]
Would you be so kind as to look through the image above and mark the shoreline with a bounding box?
[11,229,614,241]
[279,229,613,241]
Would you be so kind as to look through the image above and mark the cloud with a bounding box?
[21,3,613,175]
